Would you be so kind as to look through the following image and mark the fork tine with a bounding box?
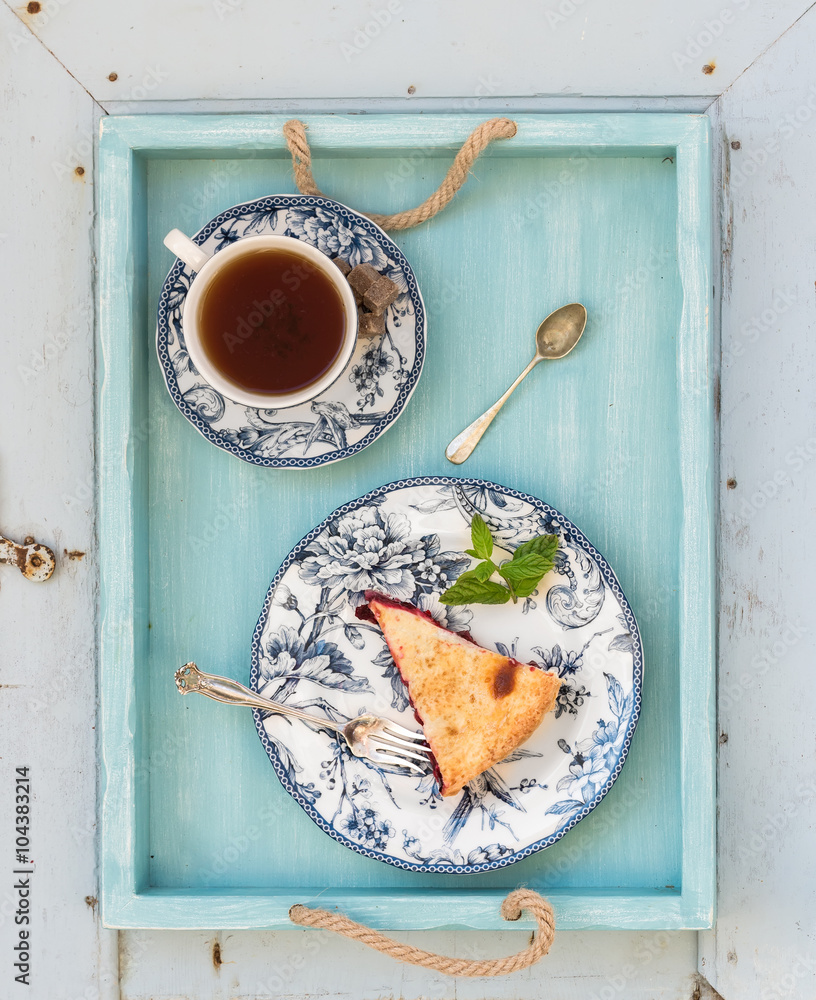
[372,731,433,756]
[380,720,430,744]
[368,738,430,763]
[369,751,426,775]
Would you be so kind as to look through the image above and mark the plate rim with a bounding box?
[249,474,644,874]
[155,193,426,468]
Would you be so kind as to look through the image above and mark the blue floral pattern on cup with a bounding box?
[156,196,425,468]
[249,477,643,873]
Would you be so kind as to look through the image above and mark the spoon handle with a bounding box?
[445,356,540,464]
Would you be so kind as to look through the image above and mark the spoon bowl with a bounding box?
[535,303,587,359]
[445,302,587,464]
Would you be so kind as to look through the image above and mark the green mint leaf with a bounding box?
[508,576,542,599]
[512,533,558,571]
[448,564,492,586]
[499,553,552,585]
[472,559,497,582]
[439,577,511,606]
[470,513,493,561]
[464,548,480,559]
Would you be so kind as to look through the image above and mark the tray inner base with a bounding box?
[142,149,682,895]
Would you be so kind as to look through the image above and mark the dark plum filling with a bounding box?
[360,592,446,790]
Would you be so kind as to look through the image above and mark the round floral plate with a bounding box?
[250,477,643,873]
[156,195,425,468]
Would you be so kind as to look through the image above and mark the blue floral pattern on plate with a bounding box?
[156,196,425,468]
[249,477,643,873]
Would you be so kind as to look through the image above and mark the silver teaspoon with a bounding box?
[445,303,588,464]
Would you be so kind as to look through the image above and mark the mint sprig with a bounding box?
[464,513,493,561]
[440,515,558,606]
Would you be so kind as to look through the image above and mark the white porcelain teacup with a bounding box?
[163,229,358,409]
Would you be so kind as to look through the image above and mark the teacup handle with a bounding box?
[163,228,211,273]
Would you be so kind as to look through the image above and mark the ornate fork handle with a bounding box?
[175,663,344,733]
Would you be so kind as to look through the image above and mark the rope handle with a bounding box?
[289,888,555,978]
[282,117,518,231]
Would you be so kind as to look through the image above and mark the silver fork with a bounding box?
[174,663,433,775]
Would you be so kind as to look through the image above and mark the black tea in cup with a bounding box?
[197,249,347,396]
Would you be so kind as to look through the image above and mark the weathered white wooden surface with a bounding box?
[119,928,700,999]
[699,6,816,998]
[9,0,814,100]
[0,2,117,998]
[1,0,814,996]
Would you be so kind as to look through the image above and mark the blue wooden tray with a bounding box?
[98,113,714,930]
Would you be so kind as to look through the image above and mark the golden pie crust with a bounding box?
[366,593,562,797]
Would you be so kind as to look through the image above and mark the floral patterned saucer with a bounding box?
[250,477,643,873]
[156,195,425,468]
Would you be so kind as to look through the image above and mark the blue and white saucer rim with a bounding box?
[249,476,643,875]
[155,194,426,468]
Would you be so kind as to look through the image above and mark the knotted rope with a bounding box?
[289,887,555,977]
[282,117,518,231]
